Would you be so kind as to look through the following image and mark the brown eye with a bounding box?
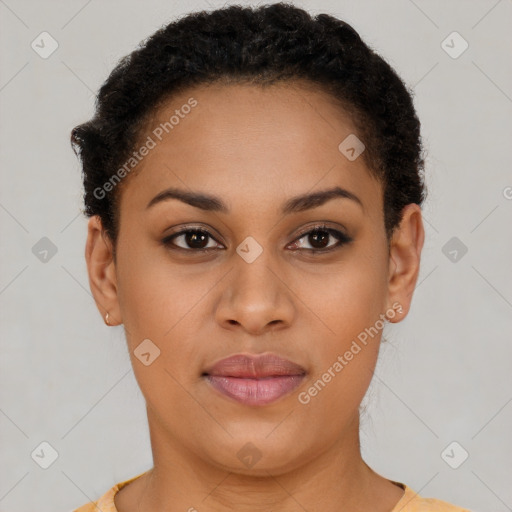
[162,224,352,255]
[289,226,352,253]
[162,229,222,252]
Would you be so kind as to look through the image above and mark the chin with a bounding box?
[195,431,315,477]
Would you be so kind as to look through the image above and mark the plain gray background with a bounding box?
[1,0,511,511]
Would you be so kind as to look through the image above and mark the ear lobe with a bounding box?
[85,215,122,325]
[386,203,425,323]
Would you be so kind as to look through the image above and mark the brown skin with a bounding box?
[85,81,424,511]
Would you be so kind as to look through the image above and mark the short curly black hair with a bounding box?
[70,2,426,253]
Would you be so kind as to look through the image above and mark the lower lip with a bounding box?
[205,374,305,406]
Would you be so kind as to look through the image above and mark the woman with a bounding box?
[71,3,471,511]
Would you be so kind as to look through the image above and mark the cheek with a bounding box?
[293,246,388,407]
[115,246,203,414]
[115,238,201,337]
[293,242,389,347]
[115,243,216,390]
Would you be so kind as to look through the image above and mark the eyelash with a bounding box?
[161,224,353,255]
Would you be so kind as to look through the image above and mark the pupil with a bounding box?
[310,230,329,249]
[187,231,208,249]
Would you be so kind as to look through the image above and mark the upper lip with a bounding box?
[203,353,307,378]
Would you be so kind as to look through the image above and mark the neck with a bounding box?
[118,407,401,512]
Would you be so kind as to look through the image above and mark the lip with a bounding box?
[203,353,307,406]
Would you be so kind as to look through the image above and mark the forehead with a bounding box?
[119,81,382,218]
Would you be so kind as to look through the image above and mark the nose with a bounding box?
[214,250,295,336]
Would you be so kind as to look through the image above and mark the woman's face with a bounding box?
[86,81,423,475]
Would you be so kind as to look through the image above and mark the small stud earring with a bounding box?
[105,312,111,326]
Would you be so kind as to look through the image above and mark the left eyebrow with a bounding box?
[145,185,364,214]
[281,186,364,214]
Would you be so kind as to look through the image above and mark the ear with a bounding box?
[85,215,122,325]
[385,203,425,323]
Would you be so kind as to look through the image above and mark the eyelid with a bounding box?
[163,223,223,242]
[292,221,350,239]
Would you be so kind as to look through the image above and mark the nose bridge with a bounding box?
[233,237,281,305]
[216,237,294,332]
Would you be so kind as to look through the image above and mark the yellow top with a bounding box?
[73,471,472,512]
